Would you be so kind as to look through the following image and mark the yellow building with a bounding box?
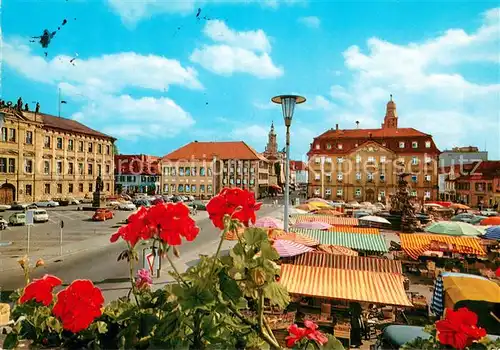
[0,99,116,204]
[308,97,440,202]
[161,141,269,199]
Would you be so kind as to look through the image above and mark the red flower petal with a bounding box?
[19,274,62,306]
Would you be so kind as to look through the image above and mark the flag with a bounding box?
[60,100,67,104]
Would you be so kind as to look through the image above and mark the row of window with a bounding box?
[0,127,111,154]
[315,140,433,150]
[456,182,493,192]
[222,178,256,185]
[163,184,213,193]
[314,173,432,182]
[314,188,431,198]
[0,158,111,176]
[164,167,213,177]
[22,182,111,196]
[116,176,159,182]
[314,155,433,165]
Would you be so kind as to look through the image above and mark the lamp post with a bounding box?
[271,95,306,231]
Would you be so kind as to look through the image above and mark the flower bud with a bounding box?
[173,246,180,258]
[251,268,266,287]
[35,259,45,268]
[18,256,28,270]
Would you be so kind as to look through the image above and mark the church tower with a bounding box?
[381,94,398,129]
[265,122,278,155]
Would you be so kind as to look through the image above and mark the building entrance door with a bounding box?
[366,189,375,203]
[0,183,15,205]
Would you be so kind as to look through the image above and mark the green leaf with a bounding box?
[96,321,108,334]
[219,271,243,301]
[46,316,62,333]
[139,312,159,337]
[263,282,290,309]
[320,335,345,350]
[243,228,268,246]
[180,286,215,311]
[2,332,19,349]
[260,241,280,261]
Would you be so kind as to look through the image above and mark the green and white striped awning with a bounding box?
[291,228,388,253]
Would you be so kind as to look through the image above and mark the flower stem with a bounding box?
[164,246,189,287]
[127,245,139,304]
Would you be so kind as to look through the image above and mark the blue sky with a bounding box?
[2,0,499,160]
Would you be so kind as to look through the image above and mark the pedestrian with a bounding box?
[349,302,363,348]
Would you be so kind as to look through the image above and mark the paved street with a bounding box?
[0,205,281,302]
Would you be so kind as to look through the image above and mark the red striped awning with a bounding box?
[292,215,359,227]
[399,234,486,260]
[280,264,412,307]
[328,226,380,234]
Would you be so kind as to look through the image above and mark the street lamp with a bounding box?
[271,94,306,231]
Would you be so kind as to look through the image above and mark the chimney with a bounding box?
[336,124,339,131]
[356,121,359,129]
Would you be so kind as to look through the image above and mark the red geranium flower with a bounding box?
[110,206,154,247]
[19,274,62,306]
[206,188,262,229]
[52,279,104,333]
[496,267,500,278]
[148,202,200,245]
[436,307,487,349]
[286,324,308,348]
[285,321,328,348]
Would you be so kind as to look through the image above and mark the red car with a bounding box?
[92,208,114,221]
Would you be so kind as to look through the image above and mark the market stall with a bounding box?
[291,214,359,227]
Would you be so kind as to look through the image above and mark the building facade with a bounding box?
[439,146,488,167]
[0,98,115,204]
[455,161,500,207]
[290,160,308,188]
[161,141,268,199]
[307,96,440,202]
[115,154,160,195]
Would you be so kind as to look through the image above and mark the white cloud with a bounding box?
[3,39,202,93]
[312,7,500,157]
[190,44,283,78]
[2,38,199,140]
[107,0,306,26]
[231,124,270,146]
[190,21,283,78]
[203,20,271,53]
[298,16,321,29]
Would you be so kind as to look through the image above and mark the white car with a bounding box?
[67,197,81,205]
[35,200,60,208]
[0,204,11,211]
[33,209,49,223]
[118,201,136,211]
[107,200,121,207]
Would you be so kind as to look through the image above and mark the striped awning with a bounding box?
[329,226,380,235]
[399,234,486,260]
[293,252,402,274]
[225,227,285,241]
[277,233,320,246]
[291,214,359,227]
[280,264,412,306]
[291,229,388,253]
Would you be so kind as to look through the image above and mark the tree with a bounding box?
[113,144,119,155]
[274,162,282,187]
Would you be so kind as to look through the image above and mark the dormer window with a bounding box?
[412,141,418,148]
[425,141,431,148]
[382,142,386,147]
[326,143,332,150]
[315,144,320,150]
[338,144,343,150]
[399,142,405,148]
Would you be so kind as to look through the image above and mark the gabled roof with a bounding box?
[316,127,429,139]
[162,141,262,161]
[40,113,115,140]
[290,160,308,171]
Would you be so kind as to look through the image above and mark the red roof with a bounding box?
[162,141,261,161]
[115,154,160,175]
[40,113,115,140]
[308,127,440,155]
[290,160,308,171]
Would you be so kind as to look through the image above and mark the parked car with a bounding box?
[451,213,477,223]
[0,204,11,212]
[151,197,164,205]
[9,212,27,225]
[0,216,8,230]
[33,209,49,223]
[107,200,121,208]
[11,202,30,210]
[480,209,499,217]
[133,199,151,208]
[67,197,81,205]
[35,200,60,208]
[92,208,114,221]
[118,201,137,211]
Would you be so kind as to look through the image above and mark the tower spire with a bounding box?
[382,94,398,129]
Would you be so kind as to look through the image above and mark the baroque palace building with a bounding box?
[0,98,116,204]
[308,96,440,202]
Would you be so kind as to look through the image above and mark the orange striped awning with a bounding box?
[293,252,403,274]
[399,234,486,260]
[280,264,412,306]
[328,226,380,235]
[277,233,319,246]
[225,227,285,241]
[292,214,359,227]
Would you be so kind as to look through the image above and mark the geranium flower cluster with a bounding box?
[436,307,487,349]
[19,274,104,333]
[135,268,153,290]
[110,202,200,247]
[206,187,262,229]
[286,320,328,348]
